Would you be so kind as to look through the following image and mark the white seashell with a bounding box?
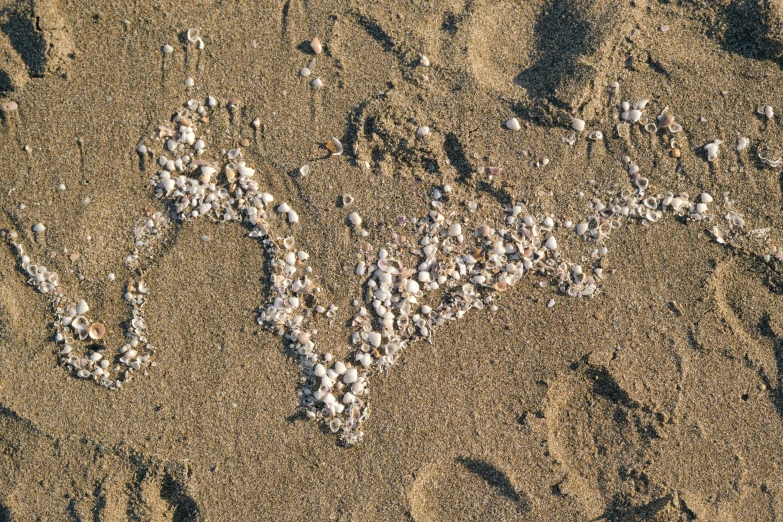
[575,223,588,235]
[343,368,358,384]
[628,109,642,123]
[736,137,749,151]
[277,203,290,213]
[704,140,722,162]
[32,223,45,233]
[310,37,323,54]
[162,44,173,54]
[348,212,362,227]
[572,119,585,132]
[420,55,430,67]
[700,192,713,203]
[314,363,326,377]
[628,163,639,175]
[634,98,649,110]
[448,223,462,237]
[76,299,89,314]
[300,67,311,77]
[645,212,658,222]
[670,197,685,211]
[299,165,309,176]
[416,126,430,137]
[367,331,382,347]
[544,236,557,250]
[311,78,323,88]
[185,78,194,87]
[288,210,299,224]
[696,203,708,214]
[505,118,521,131]
[587,130,603,140]
[621,101,630,111]
[187,28,200,42]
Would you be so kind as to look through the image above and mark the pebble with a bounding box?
[0,101,18,112]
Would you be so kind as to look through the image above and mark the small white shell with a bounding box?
[587,130,604,140]
[300,67,311,77]
[311,78,323,88]
[288,210,299,224]
[736,137,749,151]
[32,223,45,233]
[700,192,713,203]
[575,223,588,236]
[310,37,323,54]
[76,299,89,314]
[505,118,521,131]
[348,212,362,227]
[544,236,557,250]
[420,55,430,67]
[162,44,173,54]
[417,126,430,137]
[572,119,585,132]
[704,140,723,162]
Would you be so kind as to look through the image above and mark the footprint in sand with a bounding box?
[408,456,529,521]
[0,404,200,521]
[0,0,74,96]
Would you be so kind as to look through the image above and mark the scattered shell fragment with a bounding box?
[587,131,604,140]
[310,37,323,54]
[326,137,343,155]
[299,165,309,177]
[704,140,723,162]
[505,118,521,131]
[416,126,430,137]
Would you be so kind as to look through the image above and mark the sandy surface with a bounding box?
[3,0,783,520]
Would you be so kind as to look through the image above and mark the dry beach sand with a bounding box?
[4,0,783,519]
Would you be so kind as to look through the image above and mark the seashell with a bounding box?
[448,223,462,237]
[544,236,557,250]
[587,130,603,140]
[635,177,649,191]
[420,55,430,67]
[72,315,89,332]
[700,192,713,203]
[76,299,89,314]
[645,211,659,222]
[162,44,173,54]
[572,118,585,132]
[288,210,299,224]
[342,194,354,207]
[300,67,311,77]
[343,368,358,384]
[1,101,18,112]
[88,323,106,340]
[644,122,657,133]
[326,137,343,155]
[668,122,682,133]
[310,37,323,54]
[32,223,45,233]
[348,212,362,227]
[575,223,588,235]
[621,101,630,111]
[367,331,382,347]
[187,28,200,42]
[311,78,323,88]
[759,105,774,119]
[277,202,290,213]
[643,197,658,209]
[736,137,749,151]
[634,98,649,110]
[505,118,521,131]
[416,126,430,137]
[628,163,639,175]
[704,140,722,162]
[658,113,675,128]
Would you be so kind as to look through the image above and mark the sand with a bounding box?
[3,0,783,519]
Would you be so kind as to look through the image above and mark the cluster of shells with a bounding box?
[1,232,154,389]
[11,64,783,444]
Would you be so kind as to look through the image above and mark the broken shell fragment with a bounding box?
[310,37,323,54]
[326,137,343,155]
[587,130,604,140]
[704,140,723,162]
